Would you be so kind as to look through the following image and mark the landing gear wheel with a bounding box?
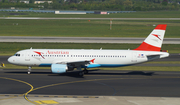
[84,69,88,74]
[28,66,31,75]
[79,71,84,77]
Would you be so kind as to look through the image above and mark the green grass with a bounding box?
[1,11,180,18]
[145,61,180,64]
[0,19,180,37]
[100,66,180,71]
[2,64,50,69]
[0,42,179,56]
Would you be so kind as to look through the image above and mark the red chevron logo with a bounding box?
[90,58,95,63]
[152,34,161,40]
[34,51,45,59]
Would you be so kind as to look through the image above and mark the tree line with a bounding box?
[0,0,180,11]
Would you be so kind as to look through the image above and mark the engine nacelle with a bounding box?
[51,64,68,73]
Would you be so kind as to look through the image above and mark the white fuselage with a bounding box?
[8,49,169,68]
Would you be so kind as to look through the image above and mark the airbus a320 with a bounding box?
[8,24,169,76]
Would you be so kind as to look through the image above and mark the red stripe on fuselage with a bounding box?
[134,42,161,51]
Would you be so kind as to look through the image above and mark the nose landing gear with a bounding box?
[28,66,31,74]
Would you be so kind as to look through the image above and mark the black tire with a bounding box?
[79,71,84,77]
[84,70,89,74]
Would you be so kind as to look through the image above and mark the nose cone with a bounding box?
[8,56,13,64]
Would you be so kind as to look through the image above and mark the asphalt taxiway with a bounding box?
[0,69,180,105]
[1,69,180,97]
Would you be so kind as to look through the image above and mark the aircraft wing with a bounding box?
[53,59,95,67]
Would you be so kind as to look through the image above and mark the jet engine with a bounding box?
[51,64,68,73]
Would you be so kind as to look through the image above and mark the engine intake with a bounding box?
[51,64,67,73]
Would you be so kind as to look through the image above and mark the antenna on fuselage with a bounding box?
[30,47,32,50]
[100,47,102,50]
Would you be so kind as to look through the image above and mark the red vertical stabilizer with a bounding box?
[134,24,167,51]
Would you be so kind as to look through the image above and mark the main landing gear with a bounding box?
[77,66,83,77]
[79,71,84,77]
[77,67,89,77]
[83,68,89,74]
[28,66,31,75]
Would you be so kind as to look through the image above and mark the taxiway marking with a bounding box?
[0,77,37,105]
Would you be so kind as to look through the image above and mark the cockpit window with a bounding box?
[14,54,20,56]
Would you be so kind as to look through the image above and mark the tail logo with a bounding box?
[152,34,161,40]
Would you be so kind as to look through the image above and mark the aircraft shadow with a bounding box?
[87,70,155,76]
[49,70,155,78]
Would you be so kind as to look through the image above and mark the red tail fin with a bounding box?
[134,24,167,51]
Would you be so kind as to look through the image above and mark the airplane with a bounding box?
[8,24,169,76]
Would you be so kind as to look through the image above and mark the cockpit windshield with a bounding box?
[14,53,20,57]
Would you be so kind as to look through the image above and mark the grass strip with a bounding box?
[145,61,180,64]
[0,19,180,37]
[100,66,180,71]
[2,64,50,70]
[101,66,180,71]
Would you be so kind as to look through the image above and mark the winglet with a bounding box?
[134,24,167,51]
